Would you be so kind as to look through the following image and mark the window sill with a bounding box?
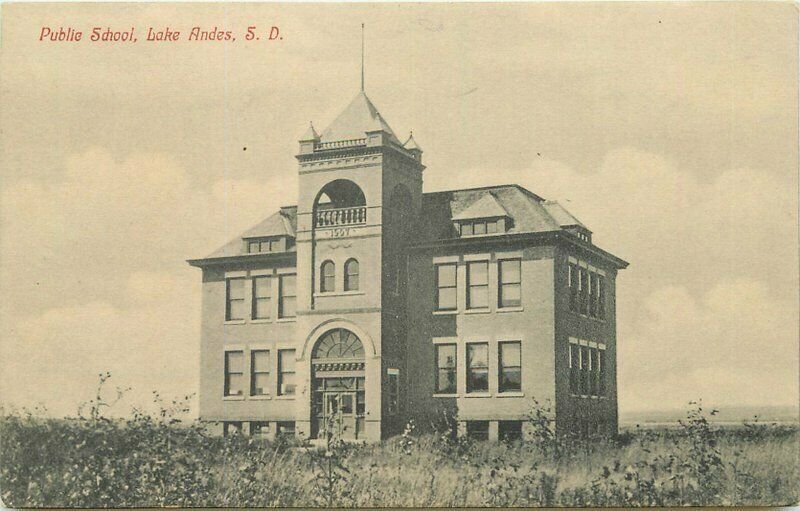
[464,308,491,315]
[570,394,608,400]
[250,319,273,324]
[275,395,296,400]
[276,318,296,323]
[433,309,458,316]
[465,392,492,398]
[569,310,607,323]
[223,395,245,401]
[249,395,272,400]
[496,392,524,398]
[224,320,246,325]
[315,291,365,297]
[497,307,524,313]
[433,393,459,398]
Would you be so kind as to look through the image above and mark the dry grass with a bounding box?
[1,394,797,507]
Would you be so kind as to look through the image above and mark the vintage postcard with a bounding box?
[0,2,797,507]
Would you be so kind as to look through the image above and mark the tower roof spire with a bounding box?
[360,23,365,92]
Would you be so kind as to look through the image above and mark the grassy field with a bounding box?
[1,399,798,507]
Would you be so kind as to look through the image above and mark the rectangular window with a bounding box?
[569,343,579,395]
[597,275,606,319]
[498,259,522,308]
[223,421,243,437]
[598,348,607,396]
[498,341,522,393]
[589,347,599,396]
[461,222,474,236]
[435,263,457,311]
[387,369,400,415]
[486,220,498,234]
[278,274,296,319]
[466,342,489,393]
[579,267,590,315]
[248,241,260,253]
[466,420,489,441]
[251,276,272,320]
[467,261,489,309]
[278,349,296,396]
[224,350,244,396]
[277,421,295,438]
[499,420,522,442]
[435,344,457,394]
[579,345,590,395]
[250,350,270,396]
[225,278,246,321]
[568,263,579,312]
[473,221,486,235]
[251,421,270,438]
[589,273,598,317]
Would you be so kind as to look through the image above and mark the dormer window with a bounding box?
[246,237,283,254]
[458,218,505,237]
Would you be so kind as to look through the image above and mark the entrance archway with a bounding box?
[311,328,366,440]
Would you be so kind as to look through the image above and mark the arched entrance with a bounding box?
[311,328,366,440]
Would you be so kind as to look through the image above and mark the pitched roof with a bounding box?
[300,122,320,142]
[451,192,510,221]
[191,185,593,263]
[542,200,587,229]
[202,207,297,259]
[403,132,422,152]
[418,185,566,241]
[319,91,401,145]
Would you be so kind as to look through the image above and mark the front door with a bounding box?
[324,391,356,439]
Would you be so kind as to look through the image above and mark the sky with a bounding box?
[0,2,797,418]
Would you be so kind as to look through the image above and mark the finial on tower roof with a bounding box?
[361,23,365,92]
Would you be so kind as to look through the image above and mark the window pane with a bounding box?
[501,368,521,392]
[437,344,457,368]
[254,277,271,298]
[500,342,521,367]
[253,298,271,319]
[251,373,269,396]
[280,350,295,373]
[474,222,486,235]
[500,283,521,307]
[252,350,270,372]
[486,221,497,234]
[346,274,359,291]
[500,260,521,284]
[437,287,457,310]
[228,299,245,321]
[437,264,456,286]
[282,275,296,296]
[280,373,296,395]
[468,287,488,308]
[468,262,488,285]
[468,369,489,392]
[461,223,473,236]
[467,343,488,368]
[436,369,456,393]
[228,278,245,299]
[226,351,243,372]
[226,373,243,396]
[249,241,260,253]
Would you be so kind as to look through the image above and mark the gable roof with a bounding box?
[451,192,511,221]
[319,91,401,145]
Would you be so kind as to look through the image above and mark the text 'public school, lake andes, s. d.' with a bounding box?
[38,26,282,43]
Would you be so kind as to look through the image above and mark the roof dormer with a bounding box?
[452,193,513,237]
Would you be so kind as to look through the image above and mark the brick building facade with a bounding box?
[188,89,628,442]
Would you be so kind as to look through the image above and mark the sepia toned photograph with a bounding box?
[0,2,797,507]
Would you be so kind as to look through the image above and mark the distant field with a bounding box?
[1,406,798,507]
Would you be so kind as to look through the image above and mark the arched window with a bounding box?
[344,259,359,291]
[321,260,335,293]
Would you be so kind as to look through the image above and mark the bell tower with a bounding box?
[293,78,425,439]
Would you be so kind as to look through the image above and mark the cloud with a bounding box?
[0,147,289,416]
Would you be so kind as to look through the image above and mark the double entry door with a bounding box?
[313,376,365,440]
